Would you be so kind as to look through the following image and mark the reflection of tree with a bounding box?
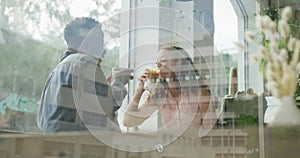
[0,0,121,98]
[101,46,120,77]
[0,29,61,97]
[0,0,120,43]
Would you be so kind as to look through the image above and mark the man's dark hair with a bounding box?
[64,17,101,50]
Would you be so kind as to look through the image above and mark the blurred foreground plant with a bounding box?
[246,6,300,98]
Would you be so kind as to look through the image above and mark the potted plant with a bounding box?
[254,7,300,92]
[246,6,300,126]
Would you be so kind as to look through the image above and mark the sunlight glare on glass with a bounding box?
[213,1,238,52]
[70,0,97,17]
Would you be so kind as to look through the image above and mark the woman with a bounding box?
[123,46,216,136]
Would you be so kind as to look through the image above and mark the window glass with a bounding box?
[0,0,299,157]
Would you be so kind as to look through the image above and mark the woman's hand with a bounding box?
[131,69,150,103]
[136,68,151,90]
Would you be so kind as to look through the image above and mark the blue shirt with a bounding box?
[37,51,127,133]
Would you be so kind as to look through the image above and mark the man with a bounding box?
[37,17,132,133]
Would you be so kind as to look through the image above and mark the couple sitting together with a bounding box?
[38,17,217,137]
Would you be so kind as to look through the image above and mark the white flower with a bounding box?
[291,41,300,65]
[278,19,290,39]
[281,6,293,21]
[296,62,300,71]
[250,53,262,63]
[268,21,276,33]
[246,6,299,98]
[261,15,273,30]
[287,37,297,52]
[255,15,262,30]
[279,49,288,60]
[265,81,280,97]
[245,31,256,42]
[269,41,279,53]
[258,46,268,58]
[234,42,245,52]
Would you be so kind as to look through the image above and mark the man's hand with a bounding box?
[111,67,134,85]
